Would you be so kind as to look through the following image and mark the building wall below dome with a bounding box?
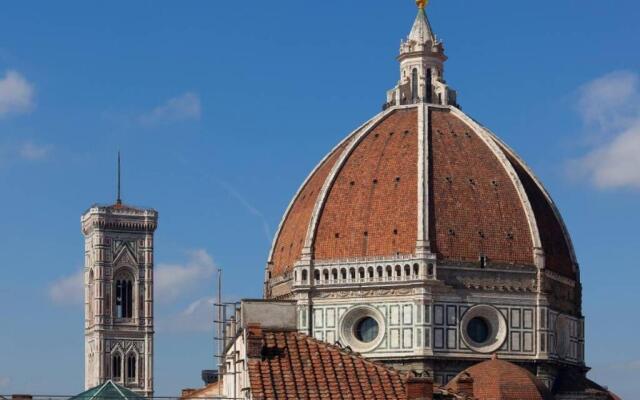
[293,276,585,382]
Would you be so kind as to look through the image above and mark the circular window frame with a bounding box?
[339,305,385,353]
[460,304,507,354]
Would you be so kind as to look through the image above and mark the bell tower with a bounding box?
[82,156,158,397]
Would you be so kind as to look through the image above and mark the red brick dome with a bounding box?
[267,105,577,286]
[445,356,554,400]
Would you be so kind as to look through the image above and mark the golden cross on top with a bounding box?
[416,0,429,9]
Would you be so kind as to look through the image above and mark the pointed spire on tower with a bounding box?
[116,151,122,206]
[409,0,436,44]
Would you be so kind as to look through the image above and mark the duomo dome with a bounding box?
[266,93,578,294]
[265,7,579,301]
[262,1,585,390]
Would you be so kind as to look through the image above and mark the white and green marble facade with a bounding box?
[284,255,584,386]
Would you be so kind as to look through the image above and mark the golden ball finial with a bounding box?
[416,0,429,9]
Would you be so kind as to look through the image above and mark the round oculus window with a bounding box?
[467,317,491,344]
[354,317,379,343]
[339,305,386,352]
[460,304,508,354]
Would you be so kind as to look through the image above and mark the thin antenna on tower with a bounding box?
[116,151,122,205]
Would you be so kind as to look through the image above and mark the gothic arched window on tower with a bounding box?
[411,68,419,103]
[115,272,134,319]
[127,353,137,381]
[112,353,122,381]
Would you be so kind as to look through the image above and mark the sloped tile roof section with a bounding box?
[498,146,576,279]
[315,108,418,260]
[270,142,348,277]
[247,330,408,400]
[429,108,534,265]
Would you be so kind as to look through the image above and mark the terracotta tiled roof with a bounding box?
[180,381,223,400]
[429,108,534,266]
[270,142,347,277]
[498,146,575,278]
[315,108,418,261]
[445,357,553,400]
[247,330,409,400]
[607,391,622,400]
[552,367,620,399]
[267,105,577,287]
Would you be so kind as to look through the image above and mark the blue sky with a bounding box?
[0,0,638,398]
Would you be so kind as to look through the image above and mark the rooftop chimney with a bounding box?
[180,389,197,399]
[246,323,263,359]
[406,376,433,400]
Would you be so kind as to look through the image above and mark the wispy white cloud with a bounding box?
[569,71,640,190]
[139,92,201,126]
[157,296,215,333]
[577,71,638,131]
[19,140,52,161]
[0,376,10,388]
[155,249,216,302]
[157,291,243,334]
[609,360,640,370]
[49,270,83,306]
[218,179,272,244]
[49,250,216,308]
[0,140,52,169]
[0,70,35,118]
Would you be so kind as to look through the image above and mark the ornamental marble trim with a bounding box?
[315,288,415,299]
[416,102,431,254]
[545,270,577,287]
